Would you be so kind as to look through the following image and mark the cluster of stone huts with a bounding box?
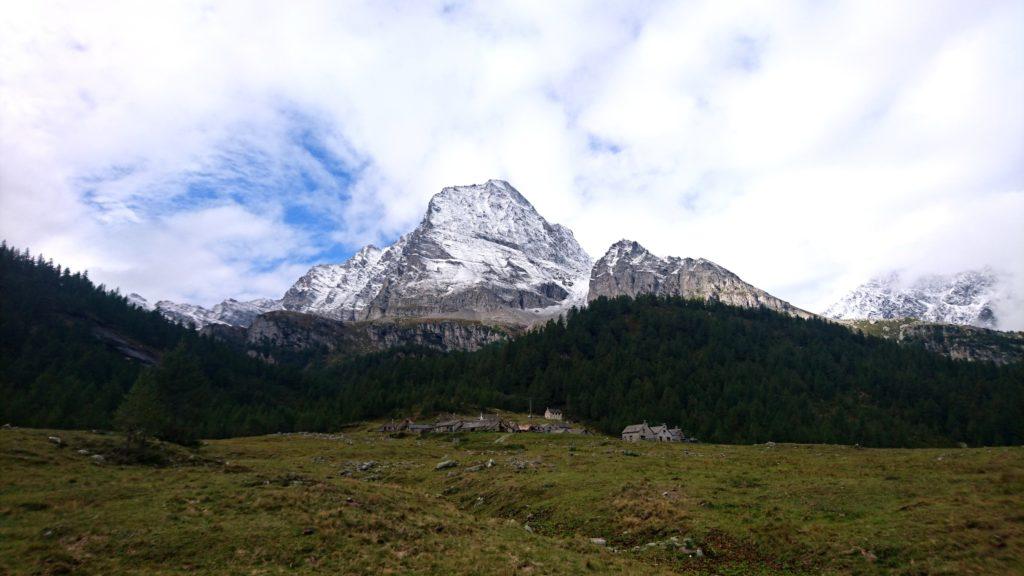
[621,422,691,442]
[378,410,587,436]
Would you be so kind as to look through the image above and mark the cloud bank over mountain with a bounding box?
[2,1,1021,326]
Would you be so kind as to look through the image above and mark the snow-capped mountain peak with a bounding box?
[598,239,657,270]
[361,180,593,322]
[152,180,593,328]
[421,180,589,270]
[824,268,1004,328]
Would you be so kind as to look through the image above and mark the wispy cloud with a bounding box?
[1,0,1021,325]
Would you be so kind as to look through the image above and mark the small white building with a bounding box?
[544,408,563,421]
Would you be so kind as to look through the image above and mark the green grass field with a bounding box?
[2,424,1022,575]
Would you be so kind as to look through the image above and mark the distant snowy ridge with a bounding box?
[126,293,153,311]
[824,269,1004,328]
[129,294,281,329]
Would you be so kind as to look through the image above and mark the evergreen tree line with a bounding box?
[311,297,1023,447]
[0,243,305,444]
[2,242,1021,447]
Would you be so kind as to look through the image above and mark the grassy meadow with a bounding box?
[1,423,1022,575]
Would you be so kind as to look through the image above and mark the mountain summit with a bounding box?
[588,240,812,318]
[153,180,592,328]
[285,179,593,324]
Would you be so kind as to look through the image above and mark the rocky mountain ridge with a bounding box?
[587,240,813,318]
[129,294,281,329]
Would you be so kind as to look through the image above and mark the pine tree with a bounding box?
[114,371,170,444]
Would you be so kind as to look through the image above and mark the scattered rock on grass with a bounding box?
[589,537,607,546]
[436,460,457,470]
[48,436,64,448]
[634,536,703,556]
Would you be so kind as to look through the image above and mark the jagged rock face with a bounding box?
[280,245,387,321]
[825,269,1002,328]
[897,323,1023,365]
[355,180,592,323]
[246,312,352,351]
[242,311,512,355]
[356,320,511,352]
[273,180,593,324]
[588,240,812,318]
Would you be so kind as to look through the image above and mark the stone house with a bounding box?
[650,424,685,442]
[621,422,656,442]
[407,423,434,434]
[461,419,504,433]
[433,419,464,433]
[623,422,685,442]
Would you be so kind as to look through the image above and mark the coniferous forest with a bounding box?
[2,243,1021,447]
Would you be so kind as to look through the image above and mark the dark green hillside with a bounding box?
[0,243,305,438]
[317,296,1024,447]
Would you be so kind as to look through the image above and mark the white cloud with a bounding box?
[1,0,1021,327]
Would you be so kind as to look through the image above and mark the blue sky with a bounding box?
[1,0,1022,325]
